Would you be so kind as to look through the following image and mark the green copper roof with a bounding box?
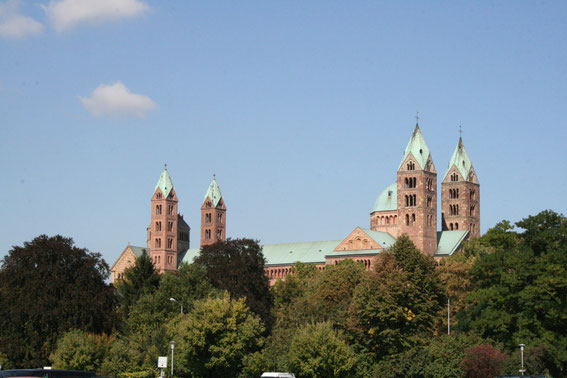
[204,177,223,206]
[359,228,397,247]
[398,124,431,170]
[155,167,174,197]
[262,240,341,265]
[130,246,150,258]
[443,137,474,181]
[434,230,469,256]
[372,183,397,213]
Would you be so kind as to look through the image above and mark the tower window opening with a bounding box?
[156,193,162,199]
[405,214,410,226]
[455,223,459,230]
[217,229,222,239]
[205,229,211,239]
[156,205,162,215]
[156,221,161,231]
[155,238,161,248]
[450,223,454,230]
[167,238,173,249]
[427,196,432,208]
[168,205,174,215]
[451,173,459,182]
[407,161,415,170]
[412,213,416,225]
[168,221,173,232]
[470,205,475,216]
[206,213,211,223]
[218,213,222,223]
[470,189,476,199]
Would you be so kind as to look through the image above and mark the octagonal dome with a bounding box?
[372,183,397,213]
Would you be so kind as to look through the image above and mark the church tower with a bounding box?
[200,176,227,247]
[397,122,438,255]
[441,136,480,237]
[149,165,179,273]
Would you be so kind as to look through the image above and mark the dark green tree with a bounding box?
[515,209,567,255]
[115,249,160,315]
[0,235,116,367]
[195,238,273,329]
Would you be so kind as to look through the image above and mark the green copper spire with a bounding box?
[398,123,431,170]
[204,175,223,206]
[443,137,474,181]
[155,164,174,197]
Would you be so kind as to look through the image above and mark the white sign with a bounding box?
[158,356,168,368]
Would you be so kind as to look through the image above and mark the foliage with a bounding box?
[478,220,518,251]
[460,344,506,378]
[115,249,160,315]
[458,210,567,376]
[515,209,567,255]
[165,292,265,377]
[502,344,553,377]
[195,238,273,330]
[0,235,116,367]
[347,235,444,359]
[286,322,358,378]
[373,333,484,378]
[50,329,112,372]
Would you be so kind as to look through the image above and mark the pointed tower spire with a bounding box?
[201,175,227,247]
[149,165,179,273]
[441,135,480,238]
[397,121,438,255]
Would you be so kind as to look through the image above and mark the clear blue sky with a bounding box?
[1,1,566,266]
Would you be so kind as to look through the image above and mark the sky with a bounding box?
[1,0,566,266]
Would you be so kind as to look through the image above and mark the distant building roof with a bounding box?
[443,137,474,181]
[435,230,469,256]
[204,177,223,206]
[155,166,174,197]
[398,124,431,171]
[372,183,397,213]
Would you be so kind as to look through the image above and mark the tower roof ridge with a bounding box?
[443,137,474,181]
[155,165,174,197]
[398,124,431,170]
[204,176,223,206]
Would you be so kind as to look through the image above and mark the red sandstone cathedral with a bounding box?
[111,122,479,285]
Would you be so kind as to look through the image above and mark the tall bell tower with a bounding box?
[149,165,179,273]
[441,136,480,237]
[200,175,227,247]
[397,119,438,255]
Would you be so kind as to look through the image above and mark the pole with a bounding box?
[519,344,525,376]
[170,341,176,378]
[447,297,450,335]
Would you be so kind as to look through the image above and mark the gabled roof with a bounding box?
[155,166,174,197]
[434,230,469,256]
[110,245,149,270]
[398,124,431,171]
[443,137,474,181]
[262,240,341,265]
[204,177,223,207]
[372,183,397,213]
[359,228,397,247]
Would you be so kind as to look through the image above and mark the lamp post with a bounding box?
[447,297,451,335]
[170,297,183,314]
[519,344,526,376]
[170,341,176,378]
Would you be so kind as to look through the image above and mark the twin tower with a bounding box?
[370,123,480,255]
[147,168,226,273]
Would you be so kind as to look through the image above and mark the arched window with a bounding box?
[155,238,161,248]
[406,214,410,226]
[412,213,416,225]
[470,205,475,216]
[407,161,415,170]
[168,221,173,231]
[156,193,162,199]
[451,173,459,182]
[394,215,397,224]
[450,223,454,230]
[156,221,161,231]
[168,205,174,215]
[405,195,409,206]
[427,196,432,208]
[217,229,222,239]
[470,189,475,199]
[156,205,162,215]
[405,177,409,188]
[167,238,173,249]
[455,223,459,230]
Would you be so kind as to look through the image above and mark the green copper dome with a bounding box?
[372,183,397,213]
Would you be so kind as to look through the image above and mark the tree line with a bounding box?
[0,210,566,377]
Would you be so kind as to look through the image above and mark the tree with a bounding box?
[347,235,444,359]
[286,322,358,378]
[165,293,264,377]
[460,344,506,378]
[50,329,112,372]
[0,235,117,367]
[115,249,160,315]
[515,209,567,255]
[195,238,273,329]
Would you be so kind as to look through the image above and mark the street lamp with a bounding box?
[170,297,183,314]
[170,341,176,378]
[519,344,526,376]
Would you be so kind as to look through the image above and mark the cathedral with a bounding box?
[111,122,480,285]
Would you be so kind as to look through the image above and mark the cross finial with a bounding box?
[164,163,167,170]
[459,125,462,138]
[415,111,419,125]
[213,173,216,180]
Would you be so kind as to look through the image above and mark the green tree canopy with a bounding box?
[50,329,112,372]
[195,238,273,330]
[0,235,117,368]
[165,293,264,377]
[115,249,160,315]
[347,235,444,359]
[286,322,358,378]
